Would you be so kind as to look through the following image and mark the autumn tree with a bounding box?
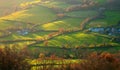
[0,46,31,70]
[44,40,49,46]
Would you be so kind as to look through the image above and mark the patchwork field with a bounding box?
[0,0,119,60]
[0,0,120,70]
[0,0,119,47]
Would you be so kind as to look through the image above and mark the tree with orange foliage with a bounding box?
[57,13,65,18]
[79,52,120,70]
[44,40,49,46]
[59,28,65,33]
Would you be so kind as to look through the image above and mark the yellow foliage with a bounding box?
[20,0,41,8]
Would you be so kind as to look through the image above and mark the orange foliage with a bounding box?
[0,46,31,70]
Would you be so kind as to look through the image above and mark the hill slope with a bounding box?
[0,0,119,49]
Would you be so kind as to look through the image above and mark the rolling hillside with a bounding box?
[0,0,119,50]
[0,0,34,17]
[0,5,57,25]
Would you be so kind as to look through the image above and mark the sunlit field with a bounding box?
[35,32,112,47]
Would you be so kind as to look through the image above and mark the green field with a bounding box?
[0,5,57,24]
[0,32,51,40]
[66,10,98,18]
[41,1,71,9]
[0,19,18,30]
[40,18,84,30]
[34,32,116,47]
[87,10,120,28]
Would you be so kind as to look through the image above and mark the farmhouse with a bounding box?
[17,29,29,35]
[89,27,120,36]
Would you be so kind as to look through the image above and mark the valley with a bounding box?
[0,0,120,70]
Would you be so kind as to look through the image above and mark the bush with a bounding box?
[0,46,31,70]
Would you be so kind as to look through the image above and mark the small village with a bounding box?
[89,27,120,36]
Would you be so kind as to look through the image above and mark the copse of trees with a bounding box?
[0,46,31,70]
[65,0,97,12]
[79,52,120,70]
[105,0,120,10]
